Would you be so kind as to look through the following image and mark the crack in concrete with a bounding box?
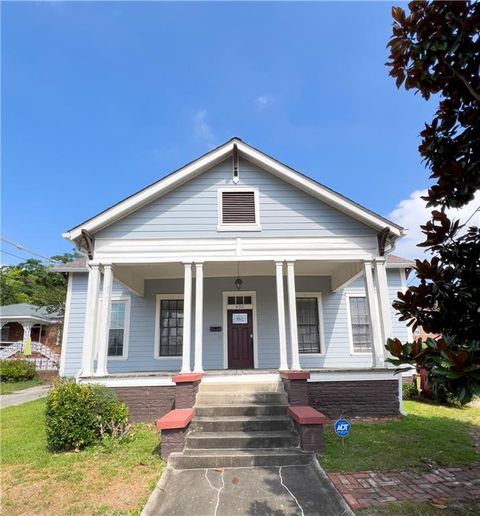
[279,466,304,516]
[204,469,225,516]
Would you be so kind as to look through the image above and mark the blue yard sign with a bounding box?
[334,419,351,438]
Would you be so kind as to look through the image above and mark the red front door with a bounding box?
[227,309,254,369]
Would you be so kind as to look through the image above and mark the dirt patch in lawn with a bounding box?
[1,461,160,515]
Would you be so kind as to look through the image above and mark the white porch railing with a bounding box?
[0,341,59,370]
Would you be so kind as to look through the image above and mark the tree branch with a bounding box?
[445,62,480,103]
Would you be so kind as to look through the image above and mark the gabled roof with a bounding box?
[63,138,405,242]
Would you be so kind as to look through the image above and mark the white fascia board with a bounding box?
[235,141,404,237]
[63,141,235,241]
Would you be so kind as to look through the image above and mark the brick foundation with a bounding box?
[282,378,309,406]
[308,380,399,419]
[175,381,200,409]
[160,427,189,459]
[112,386,175,423]
[293,420,324,452]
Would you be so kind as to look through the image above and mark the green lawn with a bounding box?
[321,400,480,472]
[358,501,480,515]
[1,399,165,515]
[0,377,43,394]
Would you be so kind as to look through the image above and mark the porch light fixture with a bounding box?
[234,263,243,290]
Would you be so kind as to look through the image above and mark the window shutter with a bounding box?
[222,191,256,224]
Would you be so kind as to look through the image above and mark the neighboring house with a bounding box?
[0,303,61,370]
[56,138,414,421]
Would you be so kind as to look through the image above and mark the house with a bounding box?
[56,138,414,422]
[0,303,61,370]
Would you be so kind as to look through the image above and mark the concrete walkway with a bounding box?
[0,384,50,409]
[143,462,353,516]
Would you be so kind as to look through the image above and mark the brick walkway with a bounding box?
[328,464,480,511]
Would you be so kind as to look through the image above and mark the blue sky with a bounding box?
[2,1,441,264]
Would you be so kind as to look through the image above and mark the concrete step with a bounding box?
[196,391,288,405]
[199,381,284,393]
[191,415,292,433]
[169,448,313,469]
[186,430,298,450]
[195,404,288,417]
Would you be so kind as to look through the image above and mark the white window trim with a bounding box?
[217,187,262,232]
[107,295,131,360]
[222,291,258,369]
[346,292,372,355]
[296,292,325,355]
[154,294,184,360]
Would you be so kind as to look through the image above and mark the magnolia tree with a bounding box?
[385,1,480,404]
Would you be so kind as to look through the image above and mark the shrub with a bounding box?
[403,381,419,400]
[0,360,37,382]
[45,380,129,451]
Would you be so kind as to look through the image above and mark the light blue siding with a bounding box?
[96,158,377,239]
[62,270,409,376]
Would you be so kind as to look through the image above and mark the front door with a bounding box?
[227,309,254,368]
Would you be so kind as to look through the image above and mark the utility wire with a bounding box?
[0,236,60,263]
[1,249,32,262]
[463,205,480,227]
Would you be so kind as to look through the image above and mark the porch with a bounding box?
[75,255,396,379]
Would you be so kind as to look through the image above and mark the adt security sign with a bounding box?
[334,419,351,438]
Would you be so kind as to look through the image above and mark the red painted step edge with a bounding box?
[280,371,310,380]
[172,373,203,383]
[156,408,195,430]
[288,406,327,425]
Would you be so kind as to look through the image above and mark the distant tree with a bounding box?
[385,1,480,404]
[0,251,80,316]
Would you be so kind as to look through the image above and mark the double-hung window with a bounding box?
[348,296,372,353]
[107,298,130,359]
[296,295,323,354]
[156,295,184,357]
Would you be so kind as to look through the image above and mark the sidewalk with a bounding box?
[143,462,353,516]
[0,384,50,409]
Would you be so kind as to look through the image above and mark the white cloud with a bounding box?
[389,189,480,259]
[193,110,216,148]
[255,95,273,111]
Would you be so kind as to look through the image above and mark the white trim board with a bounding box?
[59,274,73,376]
[63,138,404,241]
[308,371,397,382]
[78,376,175,387]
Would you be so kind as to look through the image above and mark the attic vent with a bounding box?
[222,191,256,224]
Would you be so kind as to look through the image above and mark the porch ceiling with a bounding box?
[112,260,363,295]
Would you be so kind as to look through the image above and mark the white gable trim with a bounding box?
[63,138,404,241]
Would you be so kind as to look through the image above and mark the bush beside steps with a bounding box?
[46,379,129,451]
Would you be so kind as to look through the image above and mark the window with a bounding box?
[218,189,261,231]
[158,299,184,357]
[296,297,321,353]
[348,296,372,353]
[227,295,252,306]
[108,298,130,358]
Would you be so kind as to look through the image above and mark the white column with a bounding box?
[180,263,193,374]
[286,261,301,371]
[374,258,393,344]
[193,262,204,373]
[363,261,385,368]
[81,264,101,377]
[95,264,113,377]
[275,261,288,371]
